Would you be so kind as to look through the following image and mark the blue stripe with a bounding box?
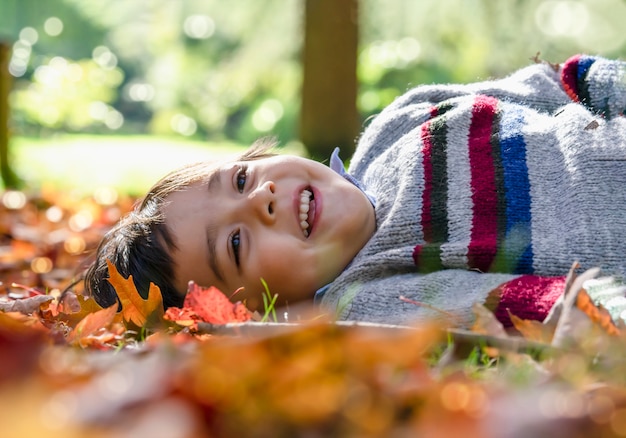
[499,105,533,273]
[577,56,595,81]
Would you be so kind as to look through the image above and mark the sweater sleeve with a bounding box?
[560,54,626,118]
[322,269,565,328]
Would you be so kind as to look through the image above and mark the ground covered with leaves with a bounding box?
[2,188,626,438]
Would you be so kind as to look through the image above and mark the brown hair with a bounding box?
[83,138,277,309]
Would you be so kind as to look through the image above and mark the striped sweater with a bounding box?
[321,55,626,326]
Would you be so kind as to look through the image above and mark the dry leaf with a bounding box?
[66,304,118,346]
[106,259,164,329]
[508,312,554,344]
[576,288,620,336]
[471,303,508,338]
[58,294,112,328]
[552,267,600,348]
[0,295,54,315]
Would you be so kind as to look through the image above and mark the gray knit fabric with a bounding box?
[321,55,626,326]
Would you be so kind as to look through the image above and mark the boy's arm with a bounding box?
[560,54,626,119]
[323,270,565,328]
[379,55,626,120]
[324,270,626,328]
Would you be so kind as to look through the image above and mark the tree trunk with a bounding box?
[300,0,359,161]
[0,41,19,189]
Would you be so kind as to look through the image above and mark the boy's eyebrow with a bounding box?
[205,169,225,284]
[206,225,225,284]
[207,167,222,192]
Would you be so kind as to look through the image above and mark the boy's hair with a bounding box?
[83,138,277,309]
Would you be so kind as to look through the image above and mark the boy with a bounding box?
[85,54,626,326]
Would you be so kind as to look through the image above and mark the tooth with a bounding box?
[303,230,309,237]
[300,220,308,229]
[300,213,308,221]
[302,189,311,197]
[301,203,309,213]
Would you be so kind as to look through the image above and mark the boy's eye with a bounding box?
[236,165,248,193]
[231,231,241,266]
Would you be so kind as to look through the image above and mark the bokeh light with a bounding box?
[93,187,119,206]
[171,114,197,136]
[252,99,284,132]
[19,27,39,45]
[64,236,86,255]
[44,17,64,36]
[68,210,94,232]
[183,15,216,39]
[92,46,118,70]
[45,206,64,223]
[31,257,53,274]
[2,191,27,210]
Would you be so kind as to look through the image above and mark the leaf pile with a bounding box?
[3,189,626,437]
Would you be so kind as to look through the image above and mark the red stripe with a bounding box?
[560,54,581,102]
[467,95,499,272]
[494,275,566,326]
[419,106,439,242]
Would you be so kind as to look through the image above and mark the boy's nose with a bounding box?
[249,181,276,224]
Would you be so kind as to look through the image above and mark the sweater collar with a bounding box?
[314,148,375,304]
[329,147,376,207]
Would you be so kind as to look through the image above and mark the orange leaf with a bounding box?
[58,294,113,328]
[106,259,164,329]
[66,304,118,345]
[182,282,251,324]
[508,311,554,344]
[577,288,620,336]
[164,306,199,329]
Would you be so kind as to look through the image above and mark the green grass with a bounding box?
[8,134,249,196]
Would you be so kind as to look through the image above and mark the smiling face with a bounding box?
[162,154,376,311]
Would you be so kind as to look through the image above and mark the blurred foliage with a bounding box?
[1,0,626,147]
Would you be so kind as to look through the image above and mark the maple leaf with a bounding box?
[66,304,118,346]
[106,259,164,329]
[165,281,251,328]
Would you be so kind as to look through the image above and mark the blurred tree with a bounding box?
[300,0,359,160]
[0,41,20,188]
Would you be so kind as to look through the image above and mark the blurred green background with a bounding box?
[1,0,626,195]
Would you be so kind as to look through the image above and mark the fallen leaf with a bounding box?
[508,311,555,344]
[0,295,54,315]
[164,306,198,329]
[186,282,251,324]
[576,288,620,336]
[106,259,164,329]
[58,294,111,328]
[66,304,118,346]
[552,266,601,348]
[471,303,508,338]
[165,282,251,327]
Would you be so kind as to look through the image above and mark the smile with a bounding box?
[298,188,315,237]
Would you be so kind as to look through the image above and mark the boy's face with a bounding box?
[162,154,376,311]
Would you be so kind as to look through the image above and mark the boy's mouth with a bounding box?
[298,187,315,238]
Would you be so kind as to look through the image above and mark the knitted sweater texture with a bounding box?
[321,55,626,326]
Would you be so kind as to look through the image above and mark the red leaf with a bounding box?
[175,282,251,325]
